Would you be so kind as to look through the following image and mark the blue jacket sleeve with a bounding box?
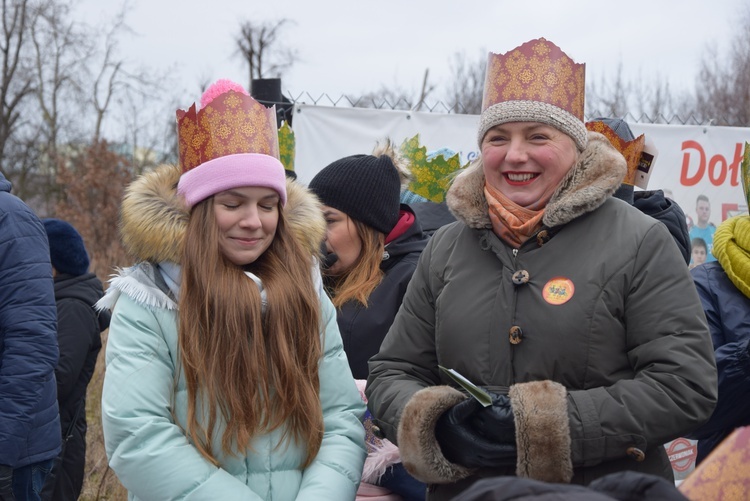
[296,288,367,500]
[0,206,59,467]
[688,264,750,439]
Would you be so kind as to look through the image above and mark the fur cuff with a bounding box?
[510,380,573,483]
[397,386,473,484]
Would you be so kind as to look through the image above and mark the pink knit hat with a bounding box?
[176,79,287,208]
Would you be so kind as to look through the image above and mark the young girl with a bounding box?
[309,142,429,501]
[99,80,366,500]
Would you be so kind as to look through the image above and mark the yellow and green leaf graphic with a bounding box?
[278,121,295,173]
[400,135,466,203]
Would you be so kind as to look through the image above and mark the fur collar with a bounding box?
[119,163,326,263]
[446,132,626,230]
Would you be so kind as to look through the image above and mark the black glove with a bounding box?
[469,392,516,444]
[0,464,15,501]
[434,398,517,469]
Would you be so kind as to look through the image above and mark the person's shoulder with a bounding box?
[0,192,41,231]
[597,197,662,232]
[431,219,469,241]
[0,186,32,215]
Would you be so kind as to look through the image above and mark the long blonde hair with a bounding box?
[325,219,385,308]
[178,198,323,467]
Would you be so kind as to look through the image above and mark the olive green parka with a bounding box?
[366,132,717,500]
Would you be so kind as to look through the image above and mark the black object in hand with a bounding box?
[322,252,339,270]
[319,241,338,270]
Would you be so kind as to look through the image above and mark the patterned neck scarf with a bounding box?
[484,181,545,248]
[712,215,750,298]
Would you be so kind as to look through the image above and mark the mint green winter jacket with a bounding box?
[99,164,366,500]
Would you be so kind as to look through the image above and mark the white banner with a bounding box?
[294,105,750,227]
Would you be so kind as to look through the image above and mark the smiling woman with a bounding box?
[97,79,366,500]
[213,187,280,266]
[481,122,578,208]
[365,38,718,501]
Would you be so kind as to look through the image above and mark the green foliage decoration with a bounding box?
[278,121,295,173]
[399,134,467,203]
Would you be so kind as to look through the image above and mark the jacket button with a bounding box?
[626,447,645,462]
[536,230,550,246]
[372,425,385,439]
[512,270,530,285]
[509,326,523,345]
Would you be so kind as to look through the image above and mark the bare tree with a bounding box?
[0,0,34,174]
[90,15,124,143]
[693,5,750,126]
[444,50,486,114]
[586,62,630,119]
[235,19,298,91]
[412,68,436,111]
[85,3,170,174]
[55,140,132,277]
[353,83,414,110]
[30,0,88,162]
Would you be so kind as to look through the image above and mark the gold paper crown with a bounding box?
[176,90,280,172]
[482,38,585,119]
[586,121,645,185]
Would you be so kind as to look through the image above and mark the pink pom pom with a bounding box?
[200,79,249,108]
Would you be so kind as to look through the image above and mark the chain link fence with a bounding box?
[276,93,743,127]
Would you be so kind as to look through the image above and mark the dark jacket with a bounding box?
[48,272,109,500]
[409,201,456,238]
[332,206,428,379]
[366,132,717,501]
[0,172,61,469]
[453,471,689,501]
[632,190,690,265]
[688,261,750,461]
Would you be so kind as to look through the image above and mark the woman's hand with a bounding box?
[469,392,516,443]
[434,398,516,468]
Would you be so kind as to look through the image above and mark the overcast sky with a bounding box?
[76,0,743,108]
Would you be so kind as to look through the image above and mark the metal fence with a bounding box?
[274,93,744,127]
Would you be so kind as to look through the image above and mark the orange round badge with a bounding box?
[542,277,575,305]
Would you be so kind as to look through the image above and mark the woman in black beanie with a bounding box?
[309,140,430,501]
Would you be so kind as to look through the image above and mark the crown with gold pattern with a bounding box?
[177,88,280,171]
[175,79,286,208]
[478,38,587,151]
[586,121,645,185]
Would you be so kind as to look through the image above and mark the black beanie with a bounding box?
[309,154,401,234]
[42,218,90,276]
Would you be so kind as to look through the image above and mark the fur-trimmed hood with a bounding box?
[97,164,327,311]
[119,163,326,264]
[446,131,626,230]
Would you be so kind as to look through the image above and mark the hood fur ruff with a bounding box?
[446,131,626,229]
[119,163,326,264]
[397,381,572,486]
